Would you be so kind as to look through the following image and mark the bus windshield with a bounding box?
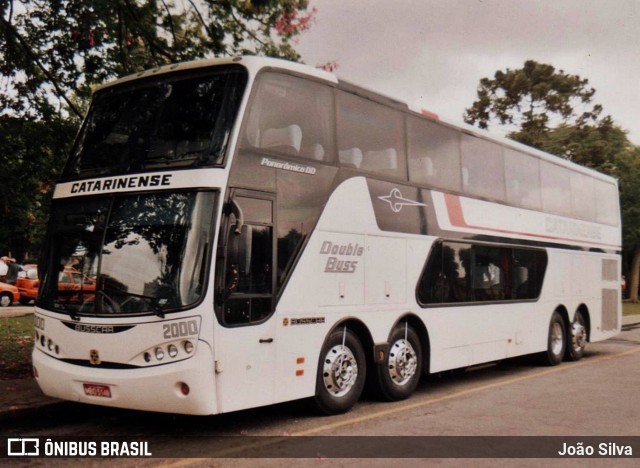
[38,191,216,317]
[62,66,247,180]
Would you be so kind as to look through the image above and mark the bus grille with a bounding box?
[601,259,618,282]
[601,288,619,331]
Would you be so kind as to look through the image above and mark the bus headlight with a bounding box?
[168,344,178,358]
[183,340,194,354]
[155,347,165,360]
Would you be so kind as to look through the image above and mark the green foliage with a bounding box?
[615,147,640,249]
[0,116,77,260]
[1,0,315,119]
[0,315,34,379]
[464,60,608,156]
[464,60,636,174]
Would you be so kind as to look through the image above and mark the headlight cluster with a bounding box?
[141,340,195,365]
[35,330,60,355]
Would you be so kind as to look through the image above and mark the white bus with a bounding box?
[33,56,621,415]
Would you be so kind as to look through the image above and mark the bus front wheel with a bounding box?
[314,328,366,415]
[542,311,566,366]
[376,323,422,401]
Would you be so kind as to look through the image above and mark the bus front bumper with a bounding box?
[32,344,217,415]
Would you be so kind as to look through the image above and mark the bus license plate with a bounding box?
[83,383,112,398]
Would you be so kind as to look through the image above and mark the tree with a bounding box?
[615,146,640,302]
[1,0,317,120]
[0,0,317,261]
[464,60,607,155]
[0,115,77,261]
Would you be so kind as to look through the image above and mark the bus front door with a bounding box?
[214,190,278,412]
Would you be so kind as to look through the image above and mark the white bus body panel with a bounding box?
[268,177,621,404]
[33,310,217,414]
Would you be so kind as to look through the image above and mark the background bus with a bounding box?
[33,56,621,415]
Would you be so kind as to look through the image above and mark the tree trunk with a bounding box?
[629,244,640,303]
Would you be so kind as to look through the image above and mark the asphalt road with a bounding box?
[4,323,640,466]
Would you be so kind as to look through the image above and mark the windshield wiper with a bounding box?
[52,301,81,321]
[121,292,166,318]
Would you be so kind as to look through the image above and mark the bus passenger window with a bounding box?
[460,134,505,202]
[242,73,335,162]
[407,117,461,192]
[418,241,547,306]
[337,91,407,179]
[504,148,542,211]
[471,246,506,301]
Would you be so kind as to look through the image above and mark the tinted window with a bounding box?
[418,241,547,305]
[595,180,619,226]
[39,192,216,316]
[242,72,335,162]
[540,161,572,217]
[218,195,274,326]
[337,92,407,179]
[63,67,247,179]
[504,148,542,210]
[461,134,505,202]
[407,117,461,192]
[570,171,597,221]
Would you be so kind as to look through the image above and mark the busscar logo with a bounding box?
[378,188,426,213]
[89,349,101,366]
[8,438,40,456]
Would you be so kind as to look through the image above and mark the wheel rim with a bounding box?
[0,295,10,307]
[571,320,586,351]
[388,339,418,386]
[550,321,564,356]
[322,344,358,397]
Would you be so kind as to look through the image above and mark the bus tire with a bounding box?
[566,310,587,361]
[542,311,566,366]
[314,327,366,415]
[377,324,422,401]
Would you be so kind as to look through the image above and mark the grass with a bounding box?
[623,301,640,316]
[0,315,34,379]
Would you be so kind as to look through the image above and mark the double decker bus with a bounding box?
[33,56,621,415]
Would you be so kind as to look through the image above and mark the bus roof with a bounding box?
[95,55,617,186]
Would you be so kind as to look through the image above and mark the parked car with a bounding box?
[0,281,20,307]
[16,264,39,305]
[58,267,96,302]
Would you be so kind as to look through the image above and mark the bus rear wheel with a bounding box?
[542,311,566,366]
[566,310,587,361]
[314,328,366,415]
[376,324,422,401]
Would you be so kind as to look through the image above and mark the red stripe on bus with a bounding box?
[442,193,620,249]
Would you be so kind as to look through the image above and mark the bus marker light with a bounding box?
[296,370,304,376]
[180,382,190,395]
[33,366,39,378]
[296,357,304,364]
